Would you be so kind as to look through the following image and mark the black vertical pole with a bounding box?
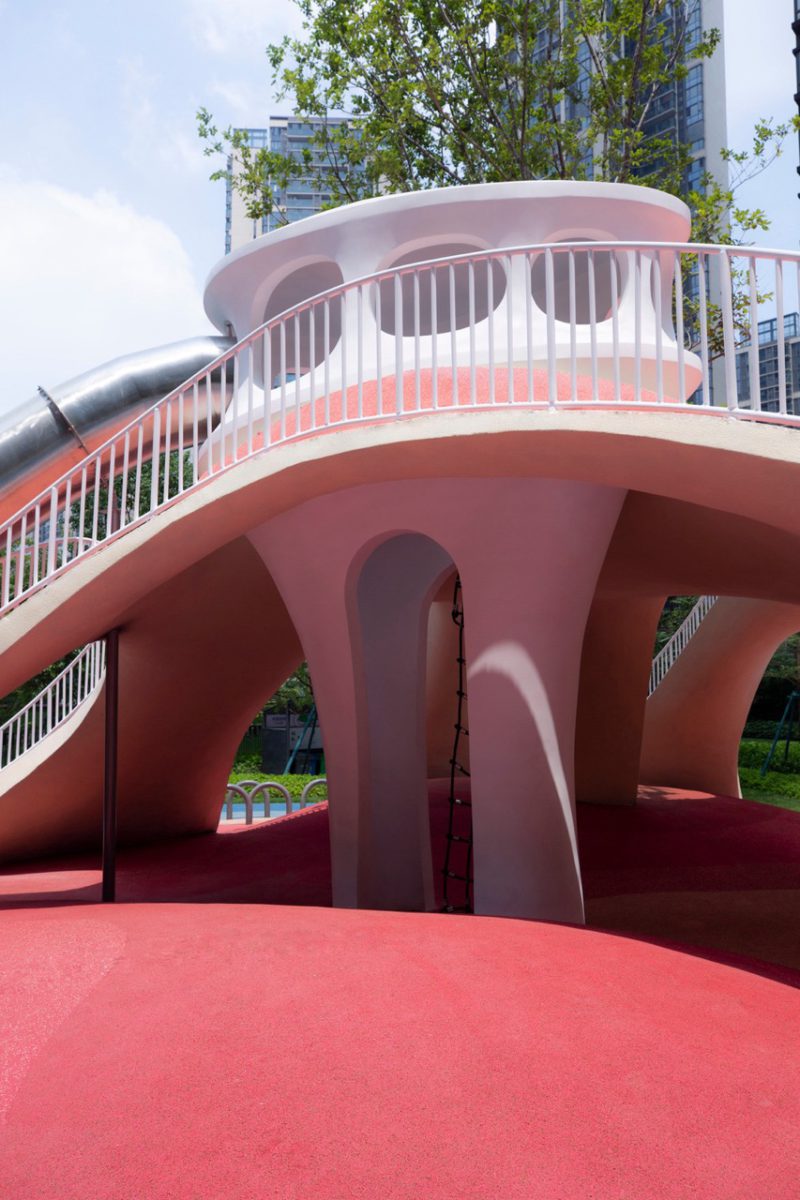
[102,628,120,902]
[793,0,800,196]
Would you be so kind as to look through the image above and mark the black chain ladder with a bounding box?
[442,575,474,913]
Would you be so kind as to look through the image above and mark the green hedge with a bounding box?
[228,771,328,800]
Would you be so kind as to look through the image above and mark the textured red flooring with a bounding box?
[1,787,799,1198]
[250,365,662,448]
[1,901,800,1200]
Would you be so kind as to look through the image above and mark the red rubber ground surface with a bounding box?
[1,787,799,1198]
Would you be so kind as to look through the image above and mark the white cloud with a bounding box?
[209,80,260,120]
[0,171,215,414]
[183,0,304,57]
[120,56,207,176]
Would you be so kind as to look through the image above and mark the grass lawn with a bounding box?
[739,739,800,813]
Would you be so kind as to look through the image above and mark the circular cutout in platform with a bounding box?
[263,260,344,384]
[530,240,622,325]
[375,243,507,337]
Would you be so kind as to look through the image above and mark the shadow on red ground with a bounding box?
[2,784,799,985]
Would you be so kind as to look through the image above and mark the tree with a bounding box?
[198,0,794,242]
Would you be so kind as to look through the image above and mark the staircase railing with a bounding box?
[0,640,106,768]
[649,596,718,695]
[1,241,799,621]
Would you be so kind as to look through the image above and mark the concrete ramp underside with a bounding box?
[5,414,800,876]
[0,538,302,862]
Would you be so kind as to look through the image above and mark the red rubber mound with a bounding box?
[0,902,798,1200]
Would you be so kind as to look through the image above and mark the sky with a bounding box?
[0,0,797,412]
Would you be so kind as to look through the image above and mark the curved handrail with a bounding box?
[649,596,718,695]
[1,239,799,619]
[222,778,325,823]
[300,777,328,805]
[0,640,106,768]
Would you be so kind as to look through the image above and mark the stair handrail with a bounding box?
[0,640,106,768]
[649,596,718,695]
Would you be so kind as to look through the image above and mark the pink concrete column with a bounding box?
[248,521,452,912]
[247,523,363,907]
[575,593,665,806]
[451,482,626,923]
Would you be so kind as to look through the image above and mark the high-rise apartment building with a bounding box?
[533,1,727,195]
[736,315,800,416]
[225,116,351,254]
[638,0,728,195]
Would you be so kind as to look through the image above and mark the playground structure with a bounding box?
[2,180,800,920]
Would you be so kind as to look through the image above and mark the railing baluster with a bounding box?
[177,391,185,492]
[309,312,317,431]
[340,292,348,420]
[263,330,272,447]
[132,425,143,522]
[119,433,130,531]
[546,247,557,409]
[634,250,642,403]
[468,261,476,406]
[32,503,41,587]
[654,255,664,403]
[395,273,404,414]
[192,380,200,475]
[569,250,577,402]
[15,513,27,601]
[247,344,255,455]
[674,252,686,406]
[414,270,422,411]
[205,373,214,473]
[280,322,287,440]
[231,354,240,462]
[161,401,172,504]
[150,411,161,511]
[106,443,117,534]
[46,487,58,577]
[698,252,711,406]
[505,256,513,404]
[525,254,534,405]
[323,302,331,426]
[776,257,787,416]
[610,252,621,404]
[587,251,599,402]
[486,261,495,405]
[719,249,738,411]
[375,283,383,416]
[293,314,301,432]
[60,478,71,568]
[450,264,458,407]
[748,258,761,413]
[2,526,12,608]
[358,285,365,418]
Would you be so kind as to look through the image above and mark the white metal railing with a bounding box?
[0,640,106,768]
[221,777,328,823]
[649,596,718,695]
[2,240,800,619]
